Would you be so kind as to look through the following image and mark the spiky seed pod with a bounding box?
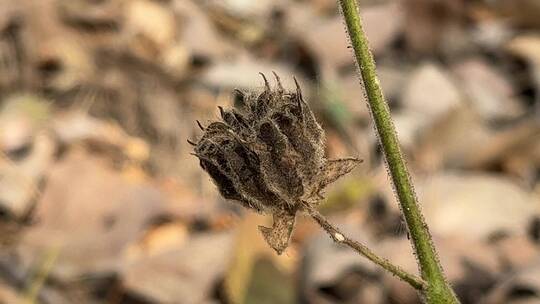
[191,73,362,254]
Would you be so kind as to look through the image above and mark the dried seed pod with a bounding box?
[191,73,362,254]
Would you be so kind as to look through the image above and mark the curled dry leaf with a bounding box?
[190,74,362,254]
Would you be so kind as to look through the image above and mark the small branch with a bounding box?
[302,202,426,291]
[337,0,459,302]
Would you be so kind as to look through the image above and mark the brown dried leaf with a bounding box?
[19,150,167,281]
[316,157,363,196]
[122,232,234,304]
[452,58,524,121]
[258,208,296,255]
[418,172,540,239]
[481,260,540,304]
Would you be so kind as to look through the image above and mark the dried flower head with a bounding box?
[190,73,361,254]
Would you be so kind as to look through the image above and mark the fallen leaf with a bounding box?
[401,63,462,123]
[481,259,540,304]
[19,149,167,281]
[379,236,501,304]
[403,0,468,56]
[122,232,234,304]
[489,0,540,28]
[123,0,177,62]
[125,222,189,259]
[452,57,523,121]
[297,2,403,71]
[415,105,492,171]
[492,235,540,270]
[418,172,540,239]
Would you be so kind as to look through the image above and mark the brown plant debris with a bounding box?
[191,73,362,254]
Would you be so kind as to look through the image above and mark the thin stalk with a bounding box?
[337,0,459,303]
[23,247,60,304]
[302,202,426,290]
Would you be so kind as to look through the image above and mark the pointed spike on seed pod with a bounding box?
[272,71,284,93]
[233,88,245,100]
[293,76,303,99]
[196,120,205,131]
[186,139,197,146]
[318,157,364,192]
[293,76,304,116]
[259,72,270,91]
[217,106,225,119]
[227,128,247,143]
[189,152,199,157]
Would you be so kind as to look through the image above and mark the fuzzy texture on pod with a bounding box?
[191,73,362,254]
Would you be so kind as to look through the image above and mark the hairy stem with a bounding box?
[337,0,459,302]
[302,202,426,291]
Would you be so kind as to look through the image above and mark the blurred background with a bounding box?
[0,0,539,303]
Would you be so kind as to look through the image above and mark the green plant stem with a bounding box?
[302,202,426,290]
[23,247,60,304]
[337,0,459,303]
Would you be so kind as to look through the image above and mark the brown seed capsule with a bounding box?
[191,73,362,254]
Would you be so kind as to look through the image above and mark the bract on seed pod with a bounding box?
[190,73,362,254]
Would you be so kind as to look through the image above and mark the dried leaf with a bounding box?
[318,158,363,193]
[258,208,296,255]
